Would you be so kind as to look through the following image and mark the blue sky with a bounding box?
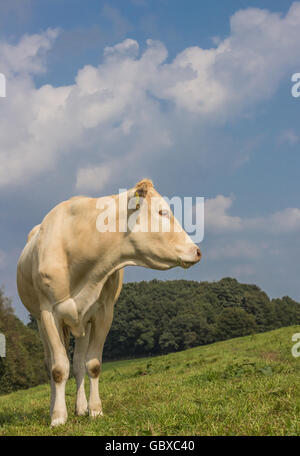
[0,0,299,321]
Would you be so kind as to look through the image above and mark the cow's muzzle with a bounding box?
[177,247,202,269]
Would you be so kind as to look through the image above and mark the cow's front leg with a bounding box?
[40,309,70,426]
[85,305,114,418]
[86,361,103,418]
[73,324,91,416]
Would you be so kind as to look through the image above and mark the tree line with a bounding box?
[103,278,300,359]
[0,277,300,394]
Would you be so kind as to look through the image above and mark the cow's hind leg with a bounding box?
[40,309,70,426]
[37,320,56,416]
[73,324,91,416]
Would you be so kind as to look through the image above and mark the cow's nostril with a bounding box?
[196,248,201,258]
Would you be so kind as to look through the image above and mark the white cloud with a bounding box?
[0,28,58,77]
[76,164,112,192]
[0,33,174,190]
[104,38,139,57]
[204,195,300,234]
[266,208,300,233]
[1,3,300,191]
[158,3,300,117]
[205,195,242,233]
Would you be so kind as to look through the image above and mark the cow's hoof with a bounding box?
[76,407,88,416]
[51,411,68,427]
[51,416,67,427]
[89,409,104,418]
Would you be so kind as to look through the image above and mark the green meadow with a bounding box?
[0,325,300,436]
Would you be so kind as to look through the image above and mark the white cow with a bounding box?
[17,179,201,426]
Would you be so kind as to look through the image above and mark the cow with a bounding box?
[17,179,201,426]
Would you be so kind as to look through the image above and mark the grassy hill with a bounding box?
[0,325,300,436]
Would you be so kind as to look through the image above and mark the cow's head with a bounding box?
[120,179,202,270]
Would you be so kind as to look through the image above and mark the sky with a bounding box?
[0,0,300,321]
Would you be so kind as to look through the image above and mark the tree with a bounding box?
[216,307,257,339]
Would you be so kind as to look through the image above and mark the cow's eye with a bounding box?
[159,209,169,217]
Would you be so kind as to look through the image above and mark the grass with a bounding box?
[0,325,300,436]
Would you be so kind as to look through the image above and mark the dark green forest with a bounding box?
[103,278,300,360]
[1,278,300,394]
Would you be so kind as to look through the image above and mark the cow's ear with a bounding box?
[127,178,153,211]
[134,178,153,198]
